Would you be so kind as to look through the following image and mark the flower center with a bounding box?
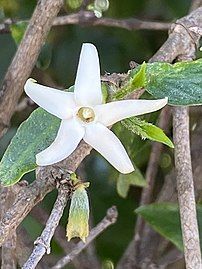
[77,107,95,123]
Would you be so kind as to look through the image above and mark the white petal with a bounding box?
[24,79,76,119]
[74,43,102,106]
[36,119,85,166]
[95,98,168,126]
[83,123,134,174]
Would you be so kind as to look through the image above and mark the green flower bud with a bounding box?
[94,0,109,11]
[66,0,83,9]
[66,184,90,242]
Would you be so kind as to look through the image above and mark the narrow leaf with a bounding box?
[122,117,174,148]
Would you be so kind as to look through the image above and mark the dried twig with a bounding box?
[0,11,170,35]
[53,11,171,31]
[173,107,202,268]
[51,206,118,269]
[22,184,71,269]
[0,0,64,137]
[1,187,18,269]
[190,0,202,11]
[150,7,202,62]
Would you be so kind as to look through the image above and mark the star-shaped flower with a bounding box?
[24,43,167,174]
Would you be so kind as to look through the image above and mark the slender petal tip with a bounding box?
[24,78,37,92]
[162,97,168,105]
[82,42,96,49]
[120,162,135,174]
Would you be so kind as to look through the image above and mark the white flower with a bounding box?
[24,43,167,174]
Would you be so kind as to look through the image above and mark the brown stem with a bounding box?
[0,11,171,35]
[1,187,18,269]
[173,107,202,268]
[22,184,70,269]
[150,7,202,62]
[53,11,171,31]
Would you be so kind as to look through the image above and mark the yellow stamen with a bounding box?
[77,107,95,123]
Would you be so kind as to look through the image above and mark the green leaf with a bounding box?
[113,62,146,100]
[122,117,174,148]
[136,203,202,251]
[146,59,202,106]
[10,21,28,45]
[0,108,60,186]
[117,169,146,198]
[111,60,202,105]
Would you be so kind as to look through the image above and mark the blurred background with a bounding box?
[0,0,195,268]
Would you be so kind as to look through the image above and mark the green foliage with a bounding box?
[0,108,60,186]
[117,168,146,198]
[122,117,174,148]
[10,21,28,45]
[113,60,202,106]
[136,203,202,251]
[146,59,202,106]
[113,62,146,100]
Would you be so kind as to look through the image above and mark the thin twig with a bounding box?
[190,0,202,11]
[51,206,118,269]
[53,11,171,31]
[22,184,70,269]
[0,0,64,137]
[15,97,34,112]
[0,11,171,35]
[173,107,202,268]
